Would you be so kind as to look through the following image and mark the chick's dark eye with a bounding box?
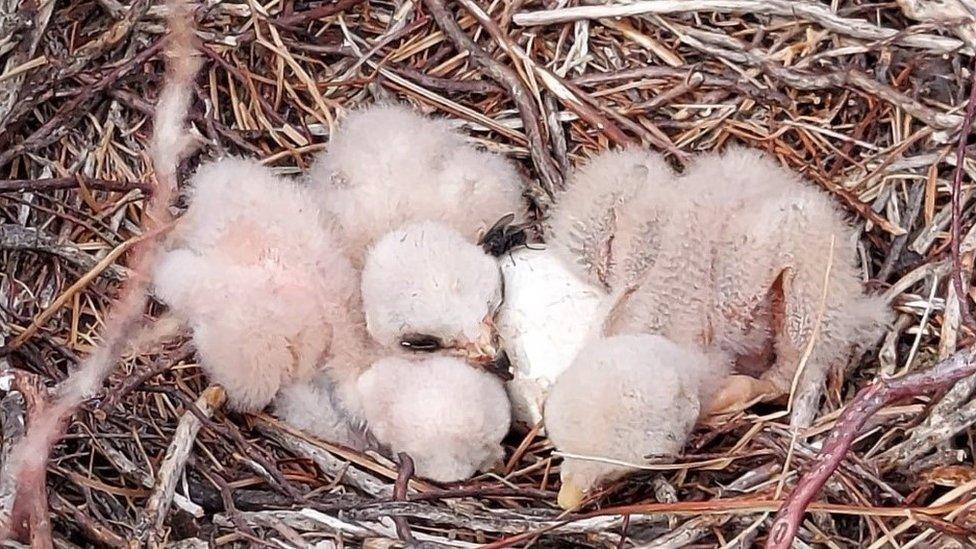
[400,334,442,352]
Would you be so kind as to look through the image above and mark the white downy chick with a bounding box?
[152,158,364,413]
[540,147,889,507]
[545,335,727,508]
[544,146,888,419]
[311,104,527,364]
[361,221,503,363]
[689,148,890,418]
[310,103,527,265]
[607,148,889,421]
[355,355,511,482]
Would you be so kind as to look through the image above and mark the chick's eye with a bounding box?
[400,334,442,352]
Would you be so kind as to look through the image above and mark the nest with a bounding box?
[1,0,975,546]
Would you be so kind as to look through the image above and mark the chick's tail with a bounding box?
[837,291,893,352]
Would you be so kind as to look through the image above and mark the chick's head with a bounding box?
[544,334,716,509]
[361,221,503,364]
[309,104,527,261]
[356,355,512,482]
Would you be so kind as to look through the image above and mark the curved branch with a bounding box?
[766,346,976,548]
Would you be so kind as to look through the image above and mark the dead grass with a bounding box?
[1,0,975,546]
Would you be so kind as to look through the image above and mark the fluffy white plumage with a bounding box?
[539,146,889,507]
[355,356,511,482]
[361,221,502,353]
[545,335,725,508]
[273,378,370,450]
[547,146,888,412]
[152,158,363,412]
[309,103,526,365]
[547,148,676,292]
[310,103,527,265]
[269,105,524,475]
[605,148,890,420]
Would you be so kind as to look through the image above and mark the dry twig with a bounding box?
[422,0,563,205]
[950,57,976,332]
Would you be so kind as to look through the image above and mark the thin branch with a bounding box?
[512,0,968,54]
[392,452,416,544]
[766,346,976,549]
[0,177,151,194]
[132,385,226,545]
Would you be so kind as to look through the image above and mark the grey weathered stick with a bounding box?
[0,224,129,281]
[252,416,395,499]
[215,507,482,547]
[660,20,963,131]
[0,177,151,194]
[511,0,968,53]
[879,396,976,468]
[0,394,25,528]
[133,385,226,546]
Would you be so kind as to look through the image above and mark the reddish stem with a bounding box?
[766,347,976,548]
[951,56,976,333]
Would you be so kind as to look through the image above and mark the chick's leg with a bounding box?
[704,375,780,415]
[758,266,804,395]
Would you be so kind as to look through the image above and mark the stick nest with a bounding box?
[1,0,975,546]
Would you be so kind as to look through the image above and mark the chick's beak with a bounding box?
[557,480,585,510]
[456,316,500,364]
[450,317,513,380]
